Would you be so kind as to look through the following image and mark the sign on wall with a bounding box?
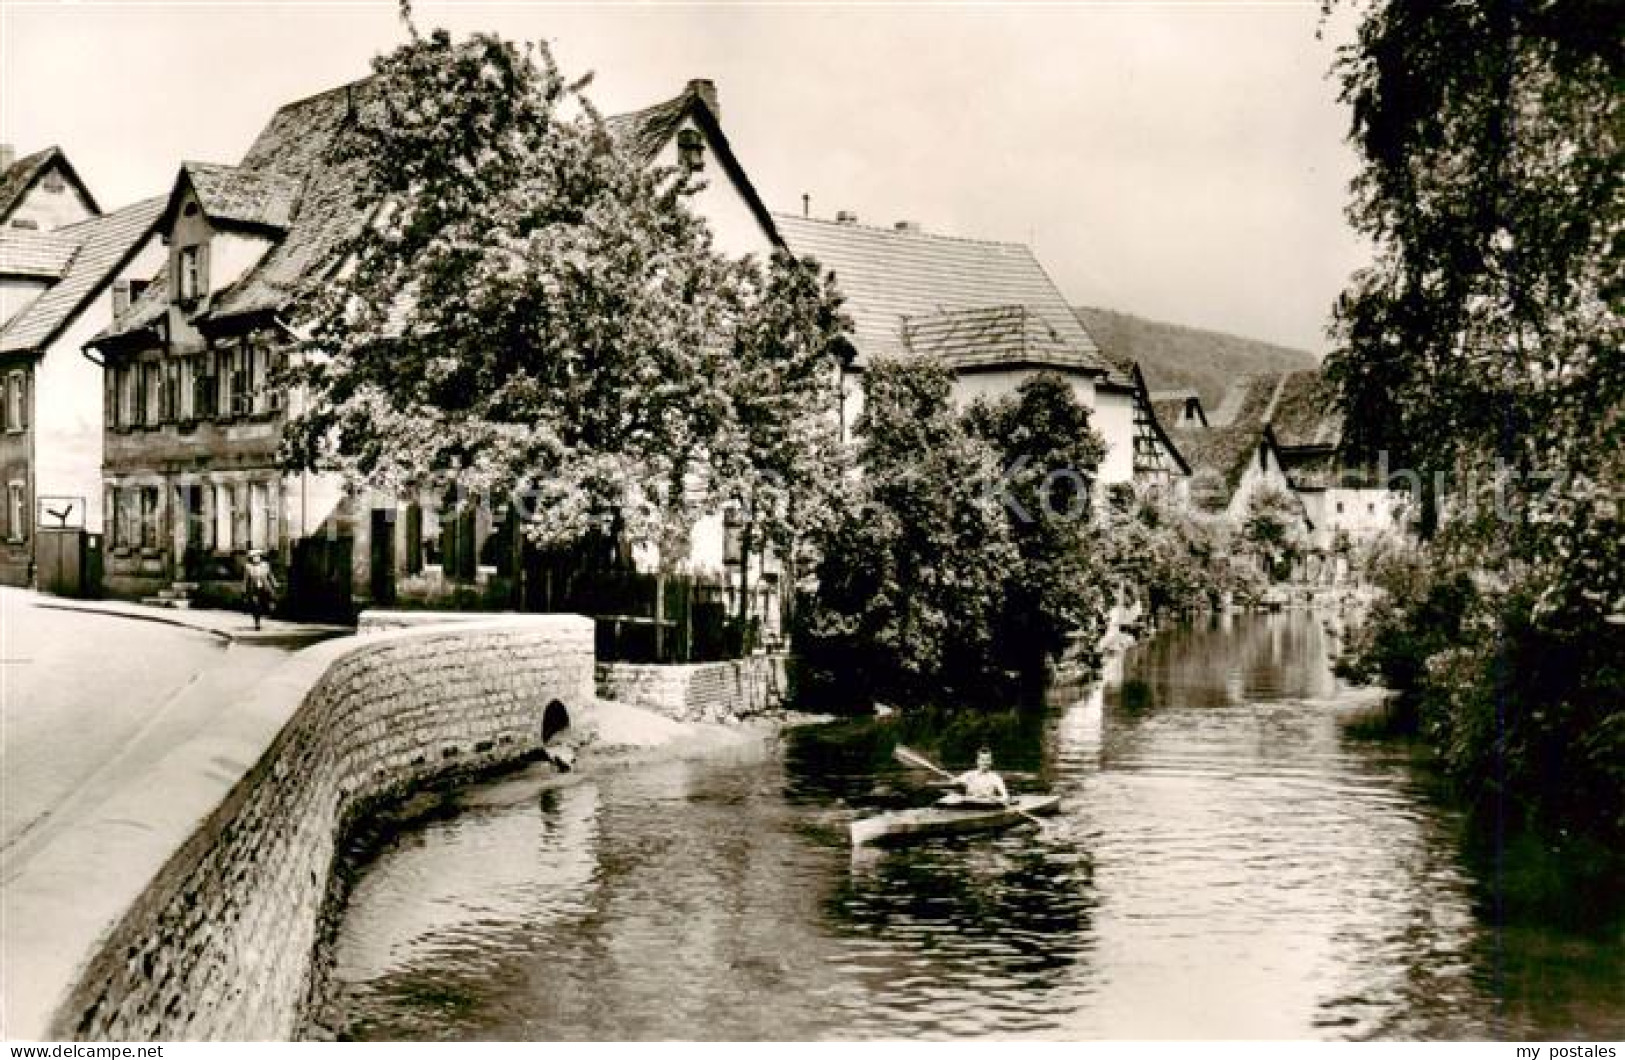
[36,495,86,530]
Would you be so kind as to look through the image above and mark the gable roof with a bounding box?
[0,147,101,226]
[1167,374,1280,493]
[604,80,781,249]
[1116,359,1191,477]
[902,304,1085,371]
[604,92,695,165]
[1267,368,1343,450]
[1150,389,1209,434]
[99,75,778,346]
[0,196,164,355]
[98,79,373,344]
[166,161,303,233]
[0,230,81,281]
[775,213,1109,379]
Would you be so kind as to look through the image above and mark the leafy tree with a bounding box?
[1241,484,1308,580]
[1326,0,1624,840]
[965,372,1111,689]
[710,250,852,639]
[283,28,741,562]
[1325,0,1622,616]
[799,358,1019,707]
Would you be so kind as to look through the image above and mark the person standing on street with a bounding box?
[243,549,278,631]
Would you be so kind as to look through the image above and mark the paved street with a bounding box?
[0,588,326,869]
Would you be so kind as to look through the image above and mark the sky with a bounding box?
[1,1,1371,353]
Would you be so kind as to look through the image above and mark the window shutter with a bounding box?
[112,279,131,318]
[197,242,211,299]
[19,373,28,431]
[105,370,117,429]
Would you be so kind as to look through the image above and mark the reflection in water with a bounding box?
[320,612,1624,1040]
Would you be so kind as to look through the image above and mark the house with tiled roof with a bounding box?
[0,161,165,587]
[1149,389,1208,432]
[86,75,783,616]
[0,145,99,236]
[773,213,1144,485]
[1167,368,1409,579]
[1266,368,1407,555]
[1166,373,1299,523]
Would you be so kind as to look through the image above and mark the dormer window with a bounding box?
[677,128,705,174]
[178,245,206,303]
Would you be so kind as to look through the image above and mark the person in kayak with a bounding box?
[944,748,1010,806]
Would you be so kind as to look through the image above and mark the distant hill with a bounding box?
[1074,306,1319,408]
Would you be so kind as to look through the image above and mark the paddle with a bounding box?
[893,745,1051,833]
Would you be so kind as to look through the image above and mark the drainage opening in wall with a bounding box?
[541,699,574,772]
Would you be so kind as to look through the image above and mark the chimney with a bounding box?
[836,210,859,225]
[0,144,14,172]
[687,78,719,121]
[894,220,922,234]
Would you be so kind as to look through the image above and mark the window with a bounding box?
[249,481,276,551]
[142,362,162,427]
[9,218,38,230]
[214,482,234,551]
[160,360,182,423]
[249,346,270,414]
[232,483,250,551]
[138,486,161,550]
[177,245,206,302]
[119,365,138,428]
[117,487,135,548]
[42,170,65,193]
[3,372,24,433]
[677,128,705,173]
[177,357,195,421]
[228,344,254,417]
[193,354,217,418]
[5,482,25,542]
[1336,502,1344,515]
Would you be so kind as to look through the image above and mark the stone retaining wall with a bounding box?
[355,608,501,634]
[50,615,593,1041]
[596,655,790,723]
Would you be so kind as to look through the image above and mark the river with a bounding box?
[313,610,1624,1040]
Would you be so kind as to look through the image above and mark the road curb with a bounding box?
[29,599,352,648]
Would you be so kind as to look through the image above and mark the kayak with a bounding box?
[850,794,1061,846]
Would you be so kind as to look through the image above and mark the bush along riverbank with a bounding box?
[795,363,1109,712]
[1334,541,1625,851]
[1316,1,1625,854]
[794,361,1262,714]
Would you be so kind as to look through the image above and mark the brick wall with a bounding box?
[595,655,790,723]
[50,615,593,1041]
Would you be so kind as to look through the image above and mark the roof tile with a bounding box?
[0,230,80,280]
[775,213,1107,377]
[0,197,164,354]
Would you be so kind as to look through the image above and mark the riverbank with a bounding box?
[301,696,824,1040]
[307,609,1625,1040]
[3,596,823,1040]
[9,616,598,1041]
